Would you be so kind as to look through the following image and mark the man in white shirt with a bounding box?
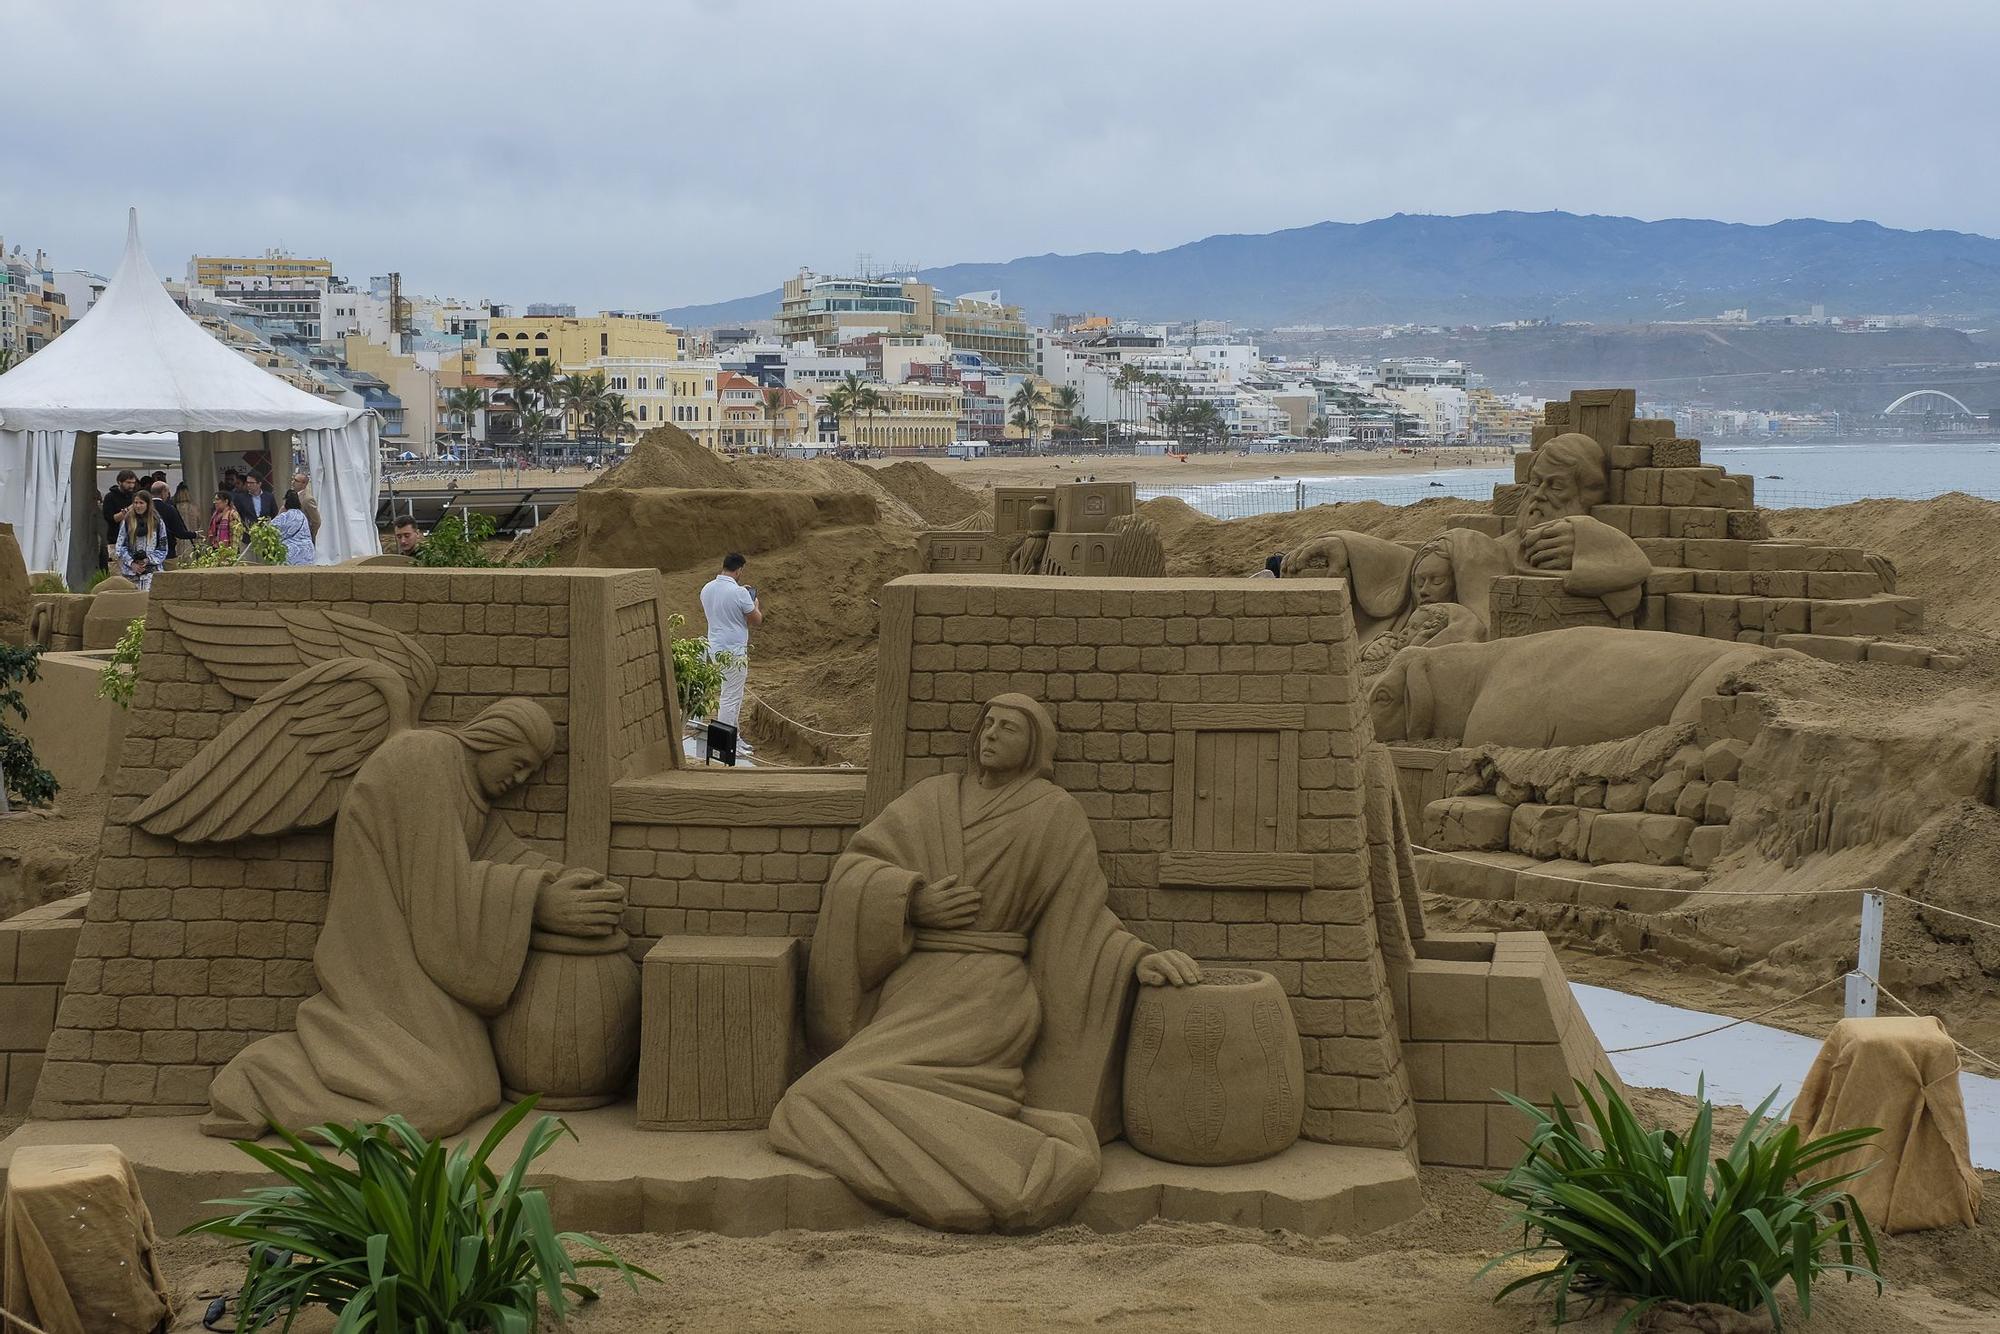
[699,552,763,737]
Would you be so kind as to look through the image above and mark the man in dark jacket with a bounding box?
[232,472,278,528]
[101,469,141,566]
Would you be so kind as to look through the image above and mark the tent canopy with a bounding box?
[0,210,381,577]
[0,210,362,433]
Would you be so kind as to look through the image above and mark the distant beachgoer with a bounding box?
[700,553,762,739]
[275,491,316,565]
[115,491,170,590]
[393,517,425,558]
[1264,553,1284,578]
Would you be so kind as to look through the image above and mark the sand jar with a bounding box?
[491,930,641,1109]
[1123,968,1305,1165]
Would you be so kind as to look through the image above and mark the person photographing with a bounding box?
[699,552,762,745]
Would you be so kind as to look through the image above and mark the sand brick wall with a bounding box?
[0,894,85,1114]
[865,575,1417,1154]
[32,566,674,1119]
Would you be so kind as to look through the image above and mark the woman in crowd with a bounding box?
[115,490,171,590]
[275,490,316,565]
[174,482,201,547]
[207,489,245,550]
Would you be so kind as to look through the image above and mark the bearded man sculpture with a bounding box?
[1283,432,1650,646]
[769,693,1201,1232]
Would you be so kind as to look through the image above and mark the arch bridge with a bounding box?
[1882,389,1975,415]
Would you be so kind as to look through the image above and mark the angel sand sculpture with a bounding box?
[126,609,636,1140]
[1285,431,1650,661]
[769,694,1203,1232]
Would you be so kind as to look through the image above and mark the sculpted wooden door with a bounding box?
[1164,705,1309,889]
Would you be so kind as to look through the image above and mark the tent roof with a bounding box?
[0,209,364,434]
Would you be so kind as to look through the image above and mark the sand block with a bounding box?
[1585,813,1695,867]
[1627,419,1675,446]
[637,936,798,1131]
[1685,824,1728,869]
[1666,506,1729,540]
[1810,595,1921,638]
[1568,862,1705,911]
[1,1144,170,1334]
[1422,797,1514,852]
[1650,439,1701,468]
[1507,804,1588,860]
[1608,444,1652,469]
[1775,632,1870,663]
[1414,850,1535,899]
[1748,542,1870,572]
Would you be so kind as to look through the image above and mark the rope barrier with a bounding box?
[746,693,870,741]
[1863,974,2000,1077]
[1601,976,1846,1055]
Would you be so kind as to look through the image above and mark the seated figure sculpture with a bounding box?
[125,621,629,1140]
[1283,432,1650,646]
[769,693,1201,1232]
[1353,537,1488,678]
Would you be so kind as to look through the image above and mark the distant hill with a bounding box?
[657,211,2000,329]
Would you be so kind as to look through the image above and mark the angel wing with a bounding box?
[129,658,418,844]
[162,606,436,708]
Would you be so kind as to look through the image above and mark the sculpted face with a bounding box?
[1519,435,1610,530]
[473,742,544,800]
[1412,553,1454,606]
[976,707,1034,778]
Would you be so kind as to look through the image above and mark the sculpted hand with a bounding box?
[910,873,982,929]
[1522,518,1578,571]
[1281,536,1345,577]
[534,869,626,937]
[1136,950,1202,987]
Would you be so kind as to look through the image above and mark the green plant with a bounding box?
[97,616,145,708]
[183,541,243,569]
[1483,1078,1882,1332]
[412,512,501,568]
[29,572,65,594]
[667,613,739,721]
[187,1097,657,1333]
[86,566,113,591]
[0,641,58,807]
[247,518,288,565]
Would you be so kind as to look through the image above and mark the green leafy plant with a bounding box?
[85,566,114,591]
[97,616,145,708]
[29,572,66,594]
[1483,1077,1882,1332]
[413,512,501,568]
[183,540,245,569]
[186,1096,658,1333]
[0,641,58,807]
[667,612,739,721]
[247,518,288,565]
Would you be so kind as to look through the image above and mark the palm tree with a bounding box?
[0,346,17,375]
[1052,385,1081,423]
[1009,380,1046,450]
[1114,363,1146,438]
[831,372,871,445]
[555,373,597,439]
[519,403,554,450]
[854,382,884,449]
[591,392,636,445]
[498,349,537,435]
[761,386,789,449]
[1307,415,1331,442]
[444,385,486,445]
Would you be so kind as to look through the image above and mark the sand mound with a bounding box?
[576,489,884,573]
[1770,492,2000,631]
[867,460,987,526]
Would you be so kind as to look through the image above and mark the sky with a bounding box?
[6,0,1999,313]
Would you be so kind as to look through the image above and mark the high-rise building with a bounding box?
[775,270,1031,370]
[188,249,334,291]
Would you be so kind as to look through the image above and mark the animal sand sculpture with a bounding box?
[5,565,1618,1241]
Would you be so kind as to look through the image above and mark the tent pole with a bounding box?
[67,431,99,592]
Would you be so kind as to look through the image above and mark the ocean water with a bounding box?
[1141,438,2000,519]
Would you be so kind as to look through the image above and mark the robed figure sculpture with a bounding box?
[769,693,1200,1231]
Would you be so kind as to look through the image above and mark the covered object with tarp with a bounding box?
[0,210,380,587]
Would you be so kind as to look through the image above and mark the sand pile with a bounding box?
[868,460,988,526]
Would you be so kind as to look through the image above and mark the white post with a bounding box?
[1844,889,1884,1018]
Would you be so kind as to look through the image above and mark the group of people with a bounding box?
[102,465,322,589]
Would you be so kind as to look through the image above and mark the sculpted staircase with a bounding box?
[1452,389,1953,669]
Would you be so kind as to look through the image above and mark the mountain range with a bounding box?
[656,210,2000,329]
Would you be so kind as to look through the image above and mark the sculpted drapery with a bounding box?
[770,695,1195,1232]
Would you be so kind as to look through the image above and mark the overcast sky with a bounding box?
[7,0,1997,312]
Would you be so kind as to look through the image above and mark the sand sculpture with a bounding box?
[1369,628,1797,748]
[0,523,30,647]
[5,565,1621,1239]
[919,481,1166,578]
[1285,432,1650,651]
[120,607,636,1138]
[769,694,1202,1232]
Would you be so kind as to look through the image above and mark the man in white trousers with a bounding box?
[700,552,762,748]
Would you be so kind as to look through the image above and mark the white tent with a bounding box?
[0,209,380,586]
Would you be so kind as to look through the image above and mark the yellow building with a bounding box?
[344,333,439,450]
[488,313,686,366]
[822,381,962,450]
[776,272,1030,370]
[1468,387,1540,445]
[580,357,719,449]
[189,250,333,290]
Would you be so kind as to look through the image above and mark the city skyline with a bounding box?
[6,0,1999,312]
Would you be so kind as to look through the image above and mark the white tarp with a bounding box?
[0,209,380,575]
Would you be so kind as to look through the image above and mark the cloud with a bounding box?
[5,0,1996,312]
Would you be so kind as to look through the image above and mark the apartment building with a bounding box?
[188,249,334,291]
[776,270,1031,370]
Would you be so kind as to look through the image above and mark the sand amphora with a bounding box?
[491,930,641,1108]
[1123,968,1305,1165]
